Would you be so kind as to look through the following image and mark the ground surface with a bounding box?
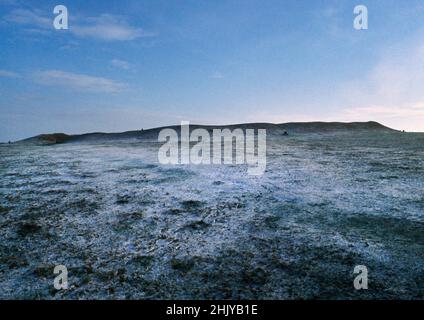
[1,131,424,299]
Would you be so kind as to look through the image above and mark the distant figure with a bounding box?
[402,130,406,133]
[8,141,11,144]
[283,131,289,136]
[141,128,144,132]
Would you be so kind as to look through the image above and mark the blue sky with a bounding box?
[1,0,424,140]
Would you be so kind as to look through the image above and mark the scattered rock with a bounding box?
[170,257,195,273]
[181,200,204,210]
[116,194,131,204]
[17,222,41,237]
[184,220,210,231]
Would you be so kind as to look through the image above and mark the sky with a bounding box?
[1,0,424,141]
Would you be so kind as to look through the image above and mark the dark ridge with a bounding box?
[278,121,395,133]
[16,121,397,145]
[18,133,72,145]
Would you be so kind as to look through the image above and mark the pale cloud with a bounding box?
[0,0,18,5]
[4,8,154,41]
[210,71,224,79]
[71,14,154,41]
[59,41,79,51]
[33,70,127,93]
[110,59,131,70]
[321,6,339,18]
[337,35,424,132]
[315,4,348,40]
[367,45,424,106]
[345,104,424,119]
[0,70,20,78]
[341,104,424,132]
[4,8,51,29]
